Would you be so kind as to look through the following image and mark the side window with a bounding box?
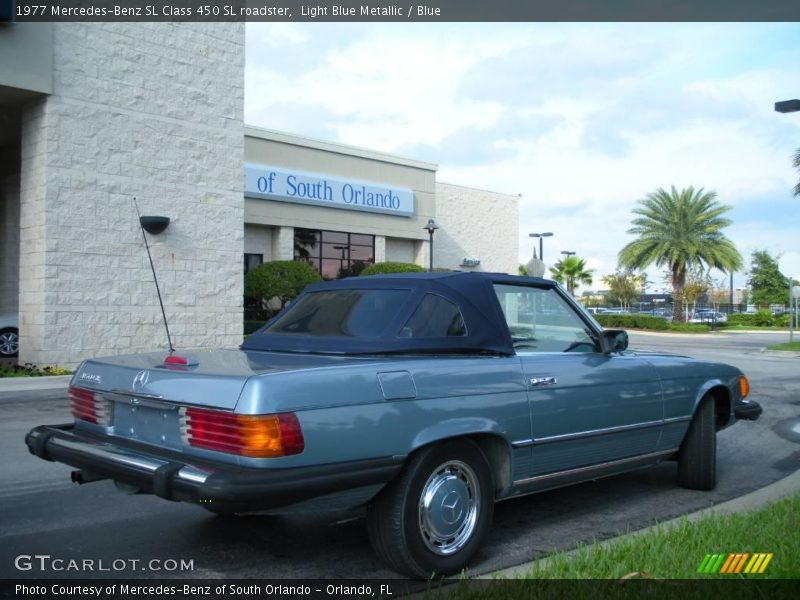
[399,294,467,338]
[493,284,596,353]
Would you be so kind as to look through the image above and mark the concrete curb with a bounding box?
[484,469,800,579]
[0,375,72,392]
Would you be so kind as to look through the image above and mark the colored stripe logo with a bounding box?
[697,553,773,574]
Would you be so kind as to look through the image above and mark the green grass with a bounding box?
[766,341,800,351]
[424,494,799,600]
[0,363,72,378]
[518,495,798,578]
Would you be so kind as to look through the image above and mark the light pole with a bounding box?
[775,99,799,338]
[561,250,576,258]
[728,270,734,314]
[529,232,553,261]
[423,219,439,272]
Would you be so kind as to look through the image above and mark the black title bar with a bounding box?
[7,0,800,22]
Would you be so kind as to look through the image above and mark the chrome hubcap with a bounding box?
[418,460,480,556]
[0,332,18,356]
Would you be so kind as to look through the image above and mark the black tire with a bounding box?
[677,395,716,490]
[366,439,494,578]
[0,327,19,358]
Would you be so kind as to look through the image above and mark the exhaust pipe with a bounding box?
[71,470,107,485]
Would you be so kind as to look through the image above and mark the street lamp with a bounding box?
[775,100,798,337]
[423,219,439,272]
[561,250,576,258]
[775,99,800,113]
[529,232,553,261]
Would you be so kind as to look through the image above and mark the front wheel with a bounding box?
[677,395,716,490]
[367,439,494,578]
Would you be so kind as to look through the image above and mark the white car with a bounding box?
[0,313,19,357]
[690,310,727,324]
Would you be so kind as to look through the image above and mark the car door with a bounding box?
[493,283,664,479]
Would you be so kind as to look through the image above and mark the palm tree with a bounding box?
[793,148,800,197]
[550,255,593,296]
[618,186,742,322]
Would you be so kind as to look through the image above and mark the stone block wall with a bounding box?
[435,182,519,274]
[18,23,245,366]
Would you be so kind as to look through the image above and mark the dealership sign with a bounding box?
[245,164,414,217]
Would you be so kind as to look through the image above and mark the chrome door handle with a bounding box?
[529,376,557,387]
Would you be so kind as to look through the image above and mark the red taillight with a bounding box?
[164,356,188,365]
[69,386,113,426]
[179,407,304,458]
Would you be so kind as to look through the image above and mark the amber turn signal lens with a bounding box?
[180,408,304,458]
[739,375,749,400]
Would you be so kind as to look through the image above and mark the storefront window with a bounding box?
[244,253,263,275]
[295,228,374,279]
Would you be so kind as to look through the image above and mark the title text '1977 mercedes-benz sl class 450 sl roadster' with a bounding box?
[26,272,762,578]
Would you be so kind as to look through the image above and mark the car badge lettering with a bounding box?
[79,372,101,385]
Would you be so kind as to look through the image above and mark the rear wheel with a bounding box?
[367,439,494,578]
[677,395,716,490]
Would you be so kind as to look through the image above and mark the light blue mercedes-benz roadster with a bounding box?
[26,272,761,577]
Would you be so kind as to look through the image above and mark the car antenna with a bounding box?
[133,197,175,354]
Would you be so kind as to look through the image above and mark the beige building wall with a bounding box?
[244,224,274,262]
[434,182,519,274]
[16,23,245,366]
[385,237,415,264]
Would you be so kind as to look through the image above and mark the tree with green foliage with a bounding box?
[747,250,790,306]
[602,269,645,309]
[681,267,712,317]
[244,260,321,315]
[550,255,593,296]
[618,186,742,322]
[360,262,426,276]
[793,148,800,197]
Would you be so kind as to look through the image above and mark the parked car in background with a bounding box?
[25,273,760,578]
[690,310,728,324]
[0,313,19,357]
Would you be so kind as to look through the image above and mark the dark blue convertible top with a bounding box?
[242,272,557,356]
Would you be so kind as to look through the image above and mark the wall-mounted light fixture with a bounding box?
[139,216,170,235]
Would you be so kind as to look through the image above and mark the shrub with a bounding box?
[595,314,669,330]
[0,364,72,378]
[360,262,426,276]
[727,311,789,328]
[244,260,321,315]
[595,314,712,332]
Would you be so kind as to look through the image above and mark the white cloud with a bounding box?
[245,22,800,290]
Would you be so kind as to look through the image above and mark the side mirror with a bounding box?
[600,329,628,354]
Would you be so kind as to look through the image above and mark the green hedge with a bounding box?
[244,260,321,314]
[728,311,789,327]
[596,314,669,330]
[244,320,267,335]
[596,314,711,332]
[360,262,426,276]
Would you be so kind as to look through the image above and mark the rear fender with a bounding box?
[411,418,512,496]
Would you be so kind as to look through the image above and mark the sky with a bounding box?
[243,22,800,293]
